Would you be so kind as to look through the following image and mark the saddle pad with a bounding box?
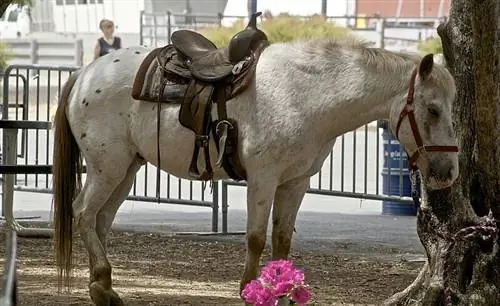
[132,45,192,103]
[131,48,163,102]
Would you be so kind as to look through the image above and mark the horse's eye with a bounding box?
[428,107,440,117]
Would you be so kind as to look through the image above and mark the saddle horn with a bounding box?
[228,12,268,63]
[246,12,262,29]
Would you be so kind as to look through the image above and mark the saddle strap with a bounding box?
[180,80,215,180]
[213,90,247,181]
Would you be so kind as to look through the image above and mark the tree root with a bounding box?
[383,208,500,306]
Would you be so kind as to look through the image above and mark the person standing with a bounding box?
[93,19,122,60]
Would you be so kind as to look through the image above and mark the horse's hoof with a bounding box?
[89,282,124,306]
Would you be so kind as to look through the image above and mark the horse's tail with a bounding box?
[52,69,83,291]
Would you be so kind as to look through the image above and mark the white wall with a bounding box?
[52,0,144,33]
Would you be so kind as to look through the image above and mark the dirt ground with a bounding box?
[0,227,423,306]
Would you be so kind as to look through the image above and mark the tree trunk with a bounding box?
[383,0,500,305]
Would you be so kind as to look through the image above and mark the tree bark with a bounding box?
[383,0,500,305]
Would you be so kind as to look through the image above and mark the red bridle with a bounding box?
[395,67,459,170]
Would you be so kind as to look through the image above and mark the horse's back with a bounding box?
[80,46,152,91]
[66,47,154,158]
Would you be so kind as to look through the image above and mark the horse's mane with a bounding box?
[291,37,455,92]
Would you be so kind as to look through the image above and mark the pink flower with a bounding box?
[259,260,294,284]
[259,260,305,287]
[291,285,312,305]
[242,280,264,304]
[242,260,312,305]
[273,281,294,297]
[255,287,278,306]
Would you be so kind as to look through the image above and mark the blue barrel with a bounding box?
[380,128,415,216]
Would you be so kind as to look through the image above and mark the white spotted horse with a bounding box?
[51,12,459,305]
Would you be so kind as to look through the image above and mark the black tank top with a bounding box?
[98,37,121,57]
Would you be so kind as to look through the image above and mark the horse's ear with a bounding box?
[418,53,434,81]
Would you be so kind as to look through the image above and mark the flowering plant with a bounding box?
[241,259,312,306]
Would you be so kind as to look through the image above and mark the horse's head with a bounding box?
[389,53,459,190]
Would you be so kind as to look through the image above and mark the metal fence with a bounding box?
[1,64,219,232]
[140,11,224,47]
[2,39,84,67]
[139,11,440,50]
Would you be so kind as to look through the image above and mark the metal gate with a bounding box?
[139,11,223,47]
[220,126,413,232]
[1,64,219,232]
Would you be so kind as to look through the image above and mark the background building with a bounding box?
[27,0,229,34]
[356,0,450,18]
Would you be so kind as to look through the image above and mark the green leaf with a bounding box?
[417,36,443,55]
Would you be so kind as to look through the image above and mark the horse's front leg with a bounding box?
[271,177,309,259]
[240,175,278,293]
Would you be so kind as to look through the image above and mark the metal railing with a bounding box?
[220,124,413,233]
[2,39,84,67]
[1,64,220,233]
[0,230,17,306]
[139,11,442,49]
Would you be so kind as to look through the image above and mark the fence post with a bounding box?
[375,18,385,49]
[30,40,39,65]
[139,10,144,46]
[217,12,223,27]
[166,11,172,45]
[221,181,228,233]
[75,39,83,66]
[212,181,219,232]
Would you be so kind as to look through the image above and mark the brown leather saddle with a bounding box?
[132,12,269,181]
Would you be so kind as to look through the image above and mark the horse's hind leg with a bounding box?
[271,177,309,259]
[73,152,136,306]
[95,156,145,252]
